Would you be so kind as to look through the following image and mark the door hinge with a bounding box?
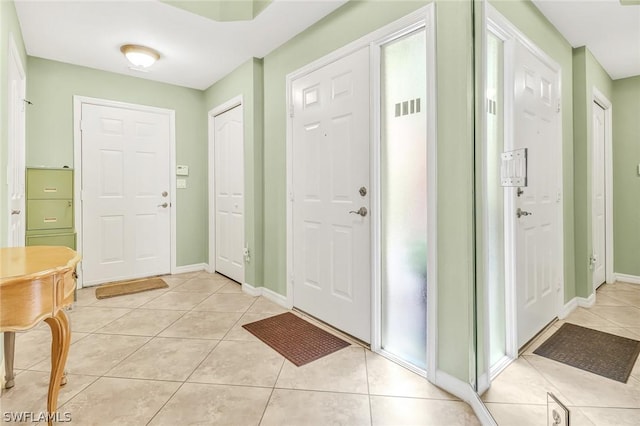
[289,191,294,202]
[79,120,85,132]
[556,99,561,113]
[289,104,294,118]
[290,273,295,284]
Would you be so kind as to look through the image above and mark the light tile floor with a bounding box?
[483,281,640,426]
[1,271,480,425]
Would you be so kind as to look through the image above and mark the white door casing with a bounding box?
[592,101,606,288]
[291,46,371,343]
[512,40,562,348]
[7,34,26,247]
[80,103,172,285]
[213,104,245,283]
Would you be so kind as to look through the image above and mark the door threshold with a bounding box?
[518,317,559,356]
[292,308,370,349]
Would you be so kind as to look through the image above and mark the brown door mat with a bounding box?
[242,312,350,367]
[534,322,640,383]
[95,277,168,299]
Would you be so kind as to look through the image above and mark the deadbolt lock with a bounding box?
[359,187,367,197]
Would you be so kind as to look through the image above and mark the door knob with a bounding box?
[516,208,532,218]
[158,203,169,208]
[11,209,21,215]
[349,207,368,217]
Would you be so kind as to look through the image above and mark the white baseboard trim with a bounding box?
[477,372,490,396]
[560,293,596,319]
[559,297,577,319]
[242,282,262,297]
[173,263,208,274]
[615,273,640,285]
[242,283,292,309]
[489,355,514,382]
[434,370,497,426]
[577,293,595,308]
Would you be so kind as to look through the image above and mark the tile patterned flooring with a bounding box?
[483,281,640,426]
[1,271,479,425]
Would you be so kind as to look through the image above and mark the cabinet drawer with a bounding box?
[26,233,76,249]
[27,169,73,199]
[27,200,73,230]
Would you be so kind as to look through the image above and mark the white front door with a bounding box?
[592,102,606,289]
[291,47,371,343]
[512,41,562,347]
[7,37,26,247]
[213,105,245,283]
[81,103,172,285]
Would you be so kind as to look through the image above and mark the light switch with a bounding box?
[177,179,187,189]
[176,165,189,176]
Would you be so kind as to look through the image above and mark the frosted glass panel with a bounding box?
[486,33,507,367]
[381,29,427,370]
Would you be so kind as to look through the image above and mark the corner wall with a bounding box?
[204,58,264,287]
[612,76,640,277]
[572,46,613,296]
[26,58,207,266]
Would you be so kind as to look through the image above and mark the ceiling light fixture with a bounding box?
[120,44,160,68]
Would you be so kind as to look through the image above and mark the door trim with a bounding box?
[285,4,437,379]
[73,96,177,288]
[6,33,26,247]
[207,95,245,283]
[591,88,614,291]
[485,4,564,371]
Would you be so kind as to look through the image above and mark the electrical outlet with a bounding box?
[547,393,569,426]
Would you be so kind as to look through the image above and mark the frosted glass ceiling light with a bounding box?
[120,44,160,68]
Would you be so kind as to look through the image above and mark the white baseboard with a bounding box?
[241,283,291,309]
[172,263,208,274]
[559,297,577,319]
[615,273,640,285]
[434,370,497,426]
[578,293,595,308]
[242,282,262,297]
[560,292,597,319]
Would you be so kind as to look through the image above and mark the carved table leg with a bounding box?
[44,309,70,423]
[4,332,15,389]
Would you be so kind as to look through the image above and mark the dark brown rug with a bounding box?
[95,277,168,299]
[534,323,640,383]
[242,312,350,366]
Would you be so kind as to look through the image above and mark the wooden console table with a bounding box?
[0,246,80,422]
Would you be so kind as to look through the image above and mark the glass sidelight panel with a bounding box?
[380,29,427,370]
[486,32,507,370]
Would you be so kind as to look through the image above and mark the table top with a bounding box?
[0,246,81,283]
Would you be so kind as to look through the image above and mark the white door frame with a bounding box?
[6,33,26,247]
[73,96,177,288]
[285,4,437,379]
[207,95,245,281]
[591,88,614,291]
[484,4,564,377]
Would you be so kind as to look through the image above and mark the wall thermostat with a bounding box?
[176,165,189,176]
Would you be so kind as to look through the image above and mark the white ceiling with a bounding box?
[14,0,348,90]
[532,0,640,80]
[14,0,639,90]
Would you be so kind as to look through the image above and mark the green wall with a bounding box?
[204,58,264,287]
[612,76,640,276]
[490,0,576,302]
[26,58,207,266]
[0,0,28,247]
[572,47,613,296]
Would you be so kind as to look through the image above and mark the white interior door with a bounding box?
[291,47,371,343]
[592,102,606,289]
[7,37,26,247]
[213,105,245,283]
[512,41,562,347]
[81,103,171,285]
